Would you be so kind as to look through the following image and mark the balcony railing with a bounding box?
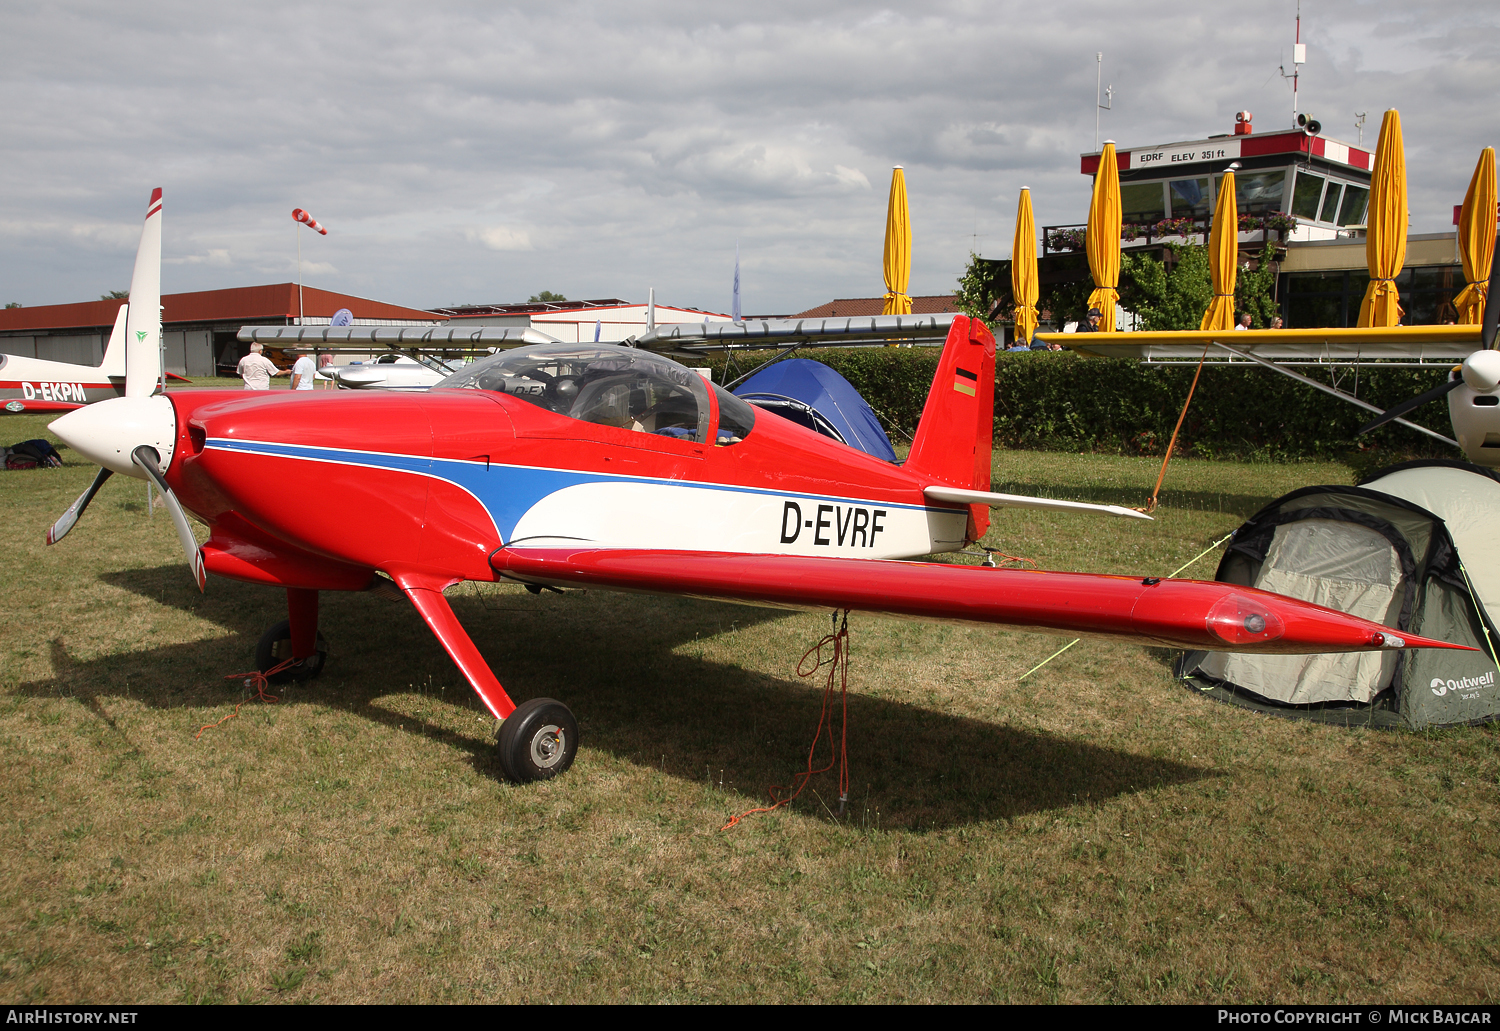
[1041,213,1301,256]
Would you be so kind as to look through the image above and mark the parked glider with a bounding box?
[47,190,1470,783]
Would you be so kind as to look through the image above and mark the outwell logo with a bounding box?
[1431,671,1496,697]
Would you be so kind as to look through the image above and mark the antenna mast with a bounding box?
[1094,53,1113,150]
[1278,0,1306,126]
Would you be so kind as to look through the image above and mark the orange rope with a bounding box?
[1137,337,1212,515]
[195,658,295,739]
[722,612,851,831]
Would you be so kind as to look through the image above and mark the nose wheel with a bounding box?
[497,697,578,782]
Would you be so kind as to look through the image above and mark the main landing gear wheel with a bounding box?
[497,697,578,783]
[254,619,329,684]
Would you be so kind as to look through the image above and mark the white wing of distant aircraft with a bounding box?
[236,325,564,391]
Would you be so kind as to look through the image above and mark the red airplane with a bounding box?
[47,190,1469,782]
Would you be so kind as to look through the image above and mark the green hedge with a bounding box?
[691,347,1456,462]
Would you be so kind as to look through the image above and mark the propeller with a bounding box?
[1357,375,1463,436]
[45,188,206,592]
[1359,230,1500,437]
[46,467,113,545]
[131,445,206,592]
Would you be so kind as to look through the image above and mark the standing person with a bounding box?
[1075,307,1104,332]
[317,353,335,388]
[1235,312,1252,331]
[291,349,317,391]
[236,342,283,390]
[1269,315,1284,330]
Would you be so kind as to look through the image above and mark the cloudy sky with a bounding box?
[2,1,1496,316]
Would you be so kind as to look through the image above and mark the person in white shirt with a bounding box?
[1234,312,1252,331]
[291,350,317,391]
[236,342,284,390]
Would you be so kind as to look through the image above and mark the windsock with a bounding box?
[292,209,328,235]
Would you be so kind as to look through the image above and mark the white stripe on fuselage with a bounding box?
[508,481,968,558]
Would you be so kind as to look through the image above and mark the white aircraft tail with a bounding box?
[123,189,163,398]
[98,303,129,378]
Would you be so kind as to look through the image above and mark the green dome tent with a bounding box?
[1177,461,1500,730]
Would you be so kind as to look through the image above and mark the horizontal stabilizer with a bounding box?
[924,485,1152,521]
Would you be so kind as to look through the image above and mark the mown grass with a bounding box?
[3,412,1499,1003]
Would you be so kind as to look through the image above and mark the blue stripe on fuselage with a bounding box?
[205,437,942,542]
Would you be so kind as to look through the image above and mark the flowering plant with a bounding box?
[1239,212,1298,234]
[1045,228,1088,252]
[1151,217,1203,240]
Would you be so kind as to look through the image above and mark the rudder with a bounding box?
[905,314,996,540]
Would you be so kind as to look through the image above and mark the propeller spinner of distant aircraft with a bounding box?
[45,190,1471,783]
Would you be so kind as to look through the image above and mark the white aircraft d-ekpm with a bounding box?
[0,189,168,416]
[1,302,132,415]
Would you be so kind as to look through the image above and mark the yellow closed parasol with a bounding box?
[1086,142,1122,331]
[1201,169,1239,331]
[1012,188,1039,344]
[1357,110,1407,327]
[1454,147,1496,326]
[882,166,912,315]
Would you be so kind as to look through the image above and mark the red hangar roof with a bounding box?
[0,283,446,333]
[790,295,963,318]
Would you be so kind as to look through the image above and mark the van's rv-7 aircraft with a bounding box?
[44,190,1473,782]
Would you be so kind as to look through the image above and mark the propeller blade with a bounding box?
[130,445,205,593]
[1357,377,1462,436]
[1483,229,1499,351]
[45,466,114,545]
[124,189,163,399]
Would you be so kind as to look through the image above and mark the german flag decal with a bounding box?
[953,366,978,396]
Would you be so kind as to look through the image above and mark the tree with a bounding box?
[100,290,129,300]
[1120,243,1281,330]
[4,302,19,309]
[1234,246,1280,328]
[528,291,567,303]
[955,253,999,327]
[1120,245,1212,330]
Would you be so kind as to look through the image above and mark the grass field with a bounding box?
[3,412,1498,1003]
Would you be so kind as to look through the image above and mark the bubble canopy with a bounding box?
[436,343,754,445]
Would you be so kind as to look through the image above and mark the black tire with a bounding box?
[254,619,329,684]
[496,697,578,782]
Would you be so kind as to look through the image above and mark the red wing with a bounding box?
[491,547,1469,656]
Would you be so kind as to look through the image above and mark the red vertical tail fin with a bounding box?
[905,314,996,540]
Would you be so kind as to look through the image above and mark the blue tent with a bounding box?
[732,358,897,462]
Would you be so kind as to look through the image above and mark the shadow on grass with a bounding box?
[19,566,1213,831]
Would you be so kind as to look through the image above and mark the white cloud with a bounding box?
[832,165,870,190]
[465,226,534,251]
[165,248,231,266]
